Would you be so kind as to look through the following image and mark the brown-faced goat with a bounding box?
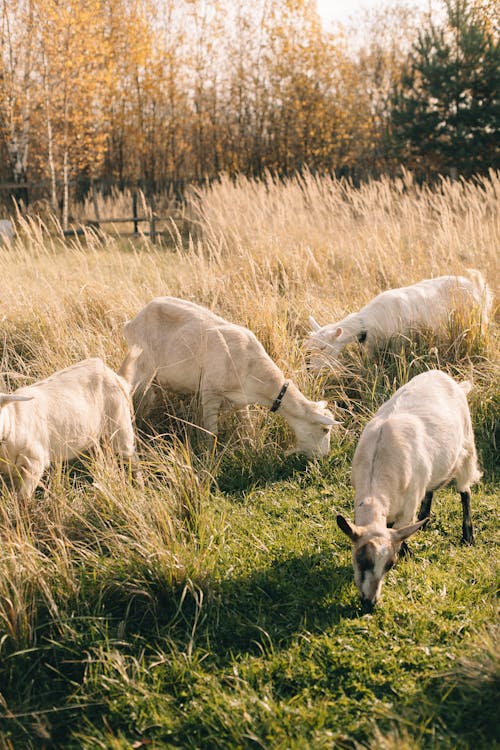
[306,271,492,370]
[337,370,481,609]
[121,296,338,457]
[0,350,140,500]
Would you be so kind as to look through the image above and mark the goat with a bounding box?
[336,369,481,609]
[122,296,338,457]
[306,271,492,369]
[0,350,141,500]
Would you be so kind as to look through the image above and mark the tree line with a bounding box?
[1,0,498,222]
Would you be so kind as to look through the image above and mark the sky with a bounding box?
[315,0,429,27]
[316,0,372,25]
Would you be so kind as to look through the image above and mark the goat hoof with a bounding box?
[460,535,475,546]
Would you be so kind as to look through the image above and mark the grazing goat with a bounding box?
[122,296,338,457]
[306,271,492,369]
[337,370,481,609]
[0,351,140,500]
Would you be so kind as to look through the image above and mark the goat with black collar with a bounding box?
[121,296,339,457]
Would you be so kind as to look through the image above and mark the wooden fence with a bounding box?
[0,181,170,242]
[76,184,166,241]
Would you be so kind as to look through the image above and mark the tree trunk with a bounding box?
[62,149,69,231]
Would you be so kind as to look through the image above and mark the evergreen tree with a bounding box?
[391,0,499,177]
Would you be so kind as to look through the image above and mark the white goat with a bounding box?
[336,369,481,609]
[0,351,140,499]
[122,296,338,457]
[307,271,492,369]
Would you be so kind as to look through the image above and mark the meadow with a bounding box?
[0,170,498,749]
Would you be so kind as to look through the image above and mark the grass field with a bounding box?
[0,171,498,749]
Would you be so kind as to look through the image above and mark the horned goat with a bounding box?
[307,271,492,369]
[337,369,481,609]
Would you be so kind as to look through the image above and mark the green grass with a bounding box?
[0,449,497,749]
[0,336,497,750]
[0,335,497,750]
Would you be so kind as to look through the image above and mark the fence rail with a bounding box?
[0,182,169,243]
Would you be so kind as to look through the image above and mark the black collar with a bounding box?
[270,382,289,412]
[357,330,367,343]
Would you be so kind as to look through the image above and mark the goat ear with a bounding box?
[391,518,428,542]
[336,514,362,542]
[0,394,34,408]
[309,315,321,332]
[314,411,339,426]
[334,327,343,339]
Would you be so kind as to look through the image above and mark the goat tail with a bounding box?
[458,380,473,396]
[464,268,486,289]
[464,269,494,328]
[118,345,143,386]
[123,318,133,343]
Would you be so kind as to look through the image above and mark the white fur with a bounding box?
[337,370,481,607]
[307,271,493,369]
[122,296,338,457]
[0,355,139,499]
[0,219,14,245]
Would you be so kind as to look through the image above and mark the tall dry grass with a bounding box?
[2,170,498,378]
[0,170,498,657]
